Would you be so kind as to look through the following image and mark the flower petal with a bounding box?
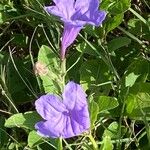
[61,115,89,138]
[45,6,64,18]
[75,0,99,14]
[70,105,90,133]
[35,113,89,139]
[74,0,89,14]
[61,24,82,59]
[80,10,106,26]
[35,94,67,120]
[45,0,75,20]
[73,0,106,26]
[35,114,66,138]
[60,116,75,138]
[62,81,90,137]
[60,108,90,139]
[62,81,87,110]
[35,121,58,138]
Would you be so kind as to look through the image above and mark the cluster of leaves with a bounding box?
[0,0,150,149]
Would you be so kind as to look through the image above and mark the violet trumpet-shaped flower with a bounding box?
[35,81,90,138]
[45,0,106,59]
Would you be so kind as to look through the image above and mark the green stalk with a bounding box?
[88,134,98,150]
[57,137,63,150]
[117,26,146,48]
[0,78,19,113]
[137,96,150,147]
[129,8,147,25]
[117,87,129,150]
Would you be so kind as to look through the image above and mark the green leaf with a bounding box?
[40,75,58,94]
[89,98,99,128]
[103,122,127,139]
[28,130,58,148]
[38,45,58,68]
[103,122,119,139]
[126,94,136,114]
[122,58,149,87]
[108,0,131,15]
[108,37,131,52]
[105,14,124,34]
[100,136,114,150]
[97,96,119,112]
[125,83,150,120]
[0,12,3,24]
[37,45,60,93]
[101,0,113,11]
[130,83,150,94]
[28,131,42,148]
[5,111,41,130]
[125,72,139,87]
[126,93,150,119]
[8,143,16,150]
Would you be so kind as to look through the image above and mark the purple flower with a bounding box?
[35,81,90,138]
[45,0,106,60]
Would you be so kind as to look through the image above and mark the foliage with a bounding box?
[0,0,150,149]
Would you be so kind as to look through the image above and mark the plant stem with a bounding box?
[58,137,63,150]
[88,134,98,150]
[129,8,147,25]
[137,96,150,147]
[117,26,146,48]
[117,87,129,150]
[0,80,19,113]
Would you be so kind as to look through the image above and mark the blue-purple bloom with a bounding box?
[45,0,106,59]
[35,81,90,138]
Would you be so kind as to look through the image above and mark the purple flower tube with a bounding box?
[45,0,106,60]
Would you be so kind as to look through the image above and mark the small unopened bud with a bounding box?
[34,62,49,76]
